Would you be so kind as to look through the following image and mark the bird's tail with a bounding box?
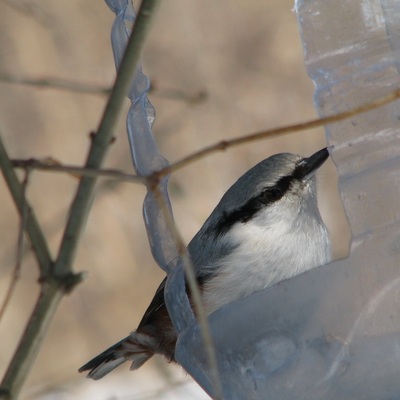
[78,332,156,380]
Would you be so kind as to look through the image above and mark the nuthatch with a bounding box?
[79,148,332,379]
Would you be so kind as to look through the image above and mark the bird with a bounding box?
[79,147,332,380]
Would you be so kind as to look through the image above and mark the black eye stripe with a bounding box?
[212,169,303,236]
[207,153,327,237]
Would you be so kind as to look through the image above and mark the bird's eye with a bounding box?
[269,187,283,201]
[260,187,284,203]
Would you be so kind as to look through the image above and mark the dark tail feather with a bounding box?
[79,333,155,380]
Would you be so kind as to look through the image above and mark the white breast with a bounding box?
[201,213,331,314]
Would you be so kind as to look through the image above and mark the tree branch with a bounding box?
[11,158,145,184]
[10,87,400,189]
[0,170,30,320]
[0,135,53,278]
[0,73,110,96]
[0,1,161,398]
[53,0,161,278]
[160,88,400,175]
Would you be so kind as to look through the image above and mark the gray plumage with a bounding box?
[79,148,332,379]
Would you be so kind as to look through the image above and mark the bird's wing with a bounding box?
[136,267,219,331]
[137,276,167,329]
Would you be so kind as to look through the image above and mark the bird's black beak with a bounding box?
[297,147,329,181]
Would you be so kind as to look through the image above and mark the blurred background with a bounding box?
[0,0,350,398]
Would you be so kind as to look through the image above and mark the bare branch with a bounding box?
[53,0,162,278]
[152,184,224,400]
[160,88,400,176]
[0,171,30,321]
[0,1,161,398]
[11,158,145,184]
[11,87,400,192]
[150,84,208,104]
[0,135,53,278]
[0,282,64,400]
[0,73,110,96]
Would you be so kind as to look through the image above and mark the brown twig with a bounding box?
[0,170,30,321]
[0,73,111,96]
[0,135,53,278]
[151,184,224,400]
[0,1,162,398]
[11,158,145,184]
[10,88,400,191]
[159,88,400,176]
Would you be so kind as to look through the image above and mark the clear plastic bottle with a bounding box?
[298,0,400,237]
[175,1,400,399]
[107,1,400,398]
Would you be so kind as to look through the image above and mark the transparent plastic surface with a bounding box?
[106,0,178,272]
[107,0,400,398]
[171,1,400,399]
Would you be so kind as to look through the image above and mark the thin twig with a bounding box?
[53,0,161,278]
[0,72,209,102]
[152,185,224,400]
[0,1,161,398]
[159,88,400,176]
[11,158,145,184]
[10,88,400,190]
[0,73,110,96]
[150,85,208,104]
[0,281,64,400]
[0,171,30,321]
[0,135,53,278]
